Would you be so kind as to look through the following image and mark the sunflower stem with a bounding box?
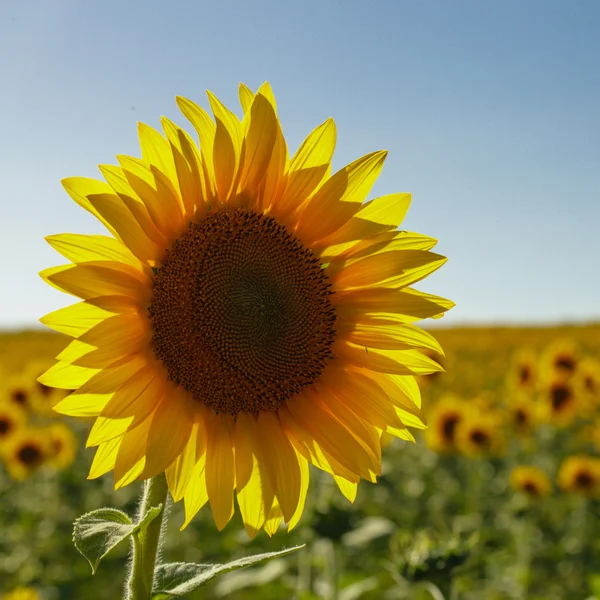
[126,474,169,600]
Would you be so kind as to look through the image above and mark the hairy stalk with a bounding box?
[126,474,169,600]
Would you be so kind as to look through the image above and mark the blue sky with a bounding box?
[1,0,599,328]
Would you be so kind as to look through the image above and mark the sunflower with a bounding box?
[504,392,537,438]
[2,588,40,600]
[540,376,579,427]
[0,402,27,452]
[455,409,504,458]
[557,455,600,498]
[507,348,537,393]
[510,465,551,499]
[38,83,452,536]
[540,339,578,380]
[44,422,78,469]
[424,395,466,453]
[575,357,600,414]
[3,428,49,481]
[3,375,32,411]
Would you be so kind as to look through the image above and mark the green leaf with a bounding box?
[73,504,163,574]
[151,545,305,599]
[73,508,134,574]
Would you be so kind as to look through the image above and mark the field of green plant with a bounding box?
[1,325,599,600]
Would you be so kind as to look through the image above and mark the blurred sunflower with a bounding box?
[424,396,465,453]
[0,402,27,452]
[2,587,40,600]
[45,422,78,469]
[575,357,600,414]
[3,428,49,481]
[455,410,504,458]
[38,83,453,536]
[557,455,600,498]
[3,375,32,411]
[540,339,578,380]
[417,348,444,386]
[510,465,551,499]
[507,348,537,393]
[505,392,537,438]
[540,376,579,427]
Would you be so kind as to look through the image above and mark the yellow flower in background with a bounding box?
[504,392,538,438]
[510,465,551,498]
[0,402,27,452]
[424,396,466,453]
[45,422,78,470]
[3,428,49,481]
[3,375,32,411]
[540,339,579,380]
[507,348,537,393]
[38,83,453,537]
[2,587,40,600]
[540,376,579,427]
[455,409,504,457]
[575,357,600,414]
[557,455,600,498]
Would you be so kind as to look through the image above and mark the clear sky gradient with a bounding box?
[2,0,599,328]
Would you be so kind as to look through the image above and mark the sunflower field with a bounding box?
[1,324,599,600]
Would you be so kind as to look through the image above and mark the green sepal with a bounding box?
[151,545,305,599]
[73,505,163,574]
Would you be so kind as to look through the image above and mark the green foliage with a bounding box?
[151,546,304,599]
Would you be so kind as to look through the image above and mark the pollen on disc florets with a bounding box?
[149,207,337,416]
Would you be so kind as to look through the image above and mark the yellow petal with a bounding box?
[289,118,336,173]
[333,250,447,290]
[286,391,376,481]
[334,475,358,502]
[334,342,443,376]
[166,419,203,502]
[86,192,162,262]
[38,361,99,390]
[114,413,155,488]
[238,94,277,198]
[263,498,283,537]
[234,412,274,538]
[137,122,178,187]
[118,155,184,236]
[99,165,168,248]
[341,322,443,355]
[141,386,194,478]
[319,367,404,431]
[40,301,118,337]
[181,452,208,529]
[176,95,217,195]
[87,415,134,448]
[207,91,244,203]
[238,82,254,114]
[205,411,235,531]
[257,411,301,523]
[42,262,151,303]
[88,437,121,479]
[356,193,411,227]
[287,451,309,531]
[296,151,388,242]
[45,234,143,271]
[61,177,120,238]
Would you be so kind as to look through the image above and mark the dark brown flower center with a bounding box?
[555,355,575,372]
[551,385,571,411]
[574,470,594,489]
[11,389,27,405]
[441,414,460,442]
[150,207,336,415]
[522,481,541,497]
[0,417,12,437]
[519,365,531,384]
[17,444,43,466]
[470,429,490,447]
[585,376,595,393]
[515,408,528,426]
